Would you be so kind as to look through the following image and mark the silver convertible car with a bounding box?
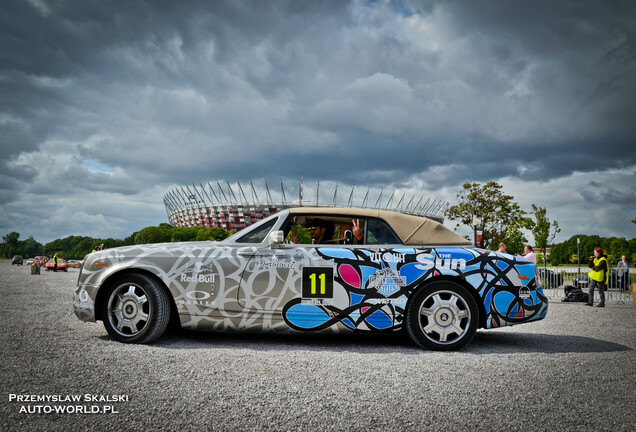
[74,207,548,350]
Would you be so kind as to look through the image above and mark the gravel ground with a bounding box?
[1,261,635,431]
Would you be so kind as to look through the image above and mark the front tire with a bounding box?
[405,281,478,351]
[101,273,171,344]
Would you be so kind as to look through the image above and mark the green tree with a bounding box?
[445,181,532,250]
[71,238,95,259]
[531,204,561,267]
[548,235,604,266]
[21,236,43,258]
[1,232,21,258]
[605,237,630,264]
[492,227,527,256]
[134,226,172,244]
[3,232,20,247]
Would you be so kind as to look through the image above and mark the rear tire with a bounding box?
[101,273,170,344]
[405,281,478,351]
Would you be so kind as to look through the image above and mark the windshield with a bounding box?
[223,213,279,244]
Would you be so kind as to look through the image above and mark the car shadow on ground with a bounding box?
[469,332,632,354]
[147,328,632,355]
[152,330,413,354]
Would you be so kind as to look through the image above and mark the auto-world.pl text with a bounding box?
[9,394,127,414]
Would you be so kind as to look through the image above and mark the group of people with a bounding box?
[497,243,537,264]
[580,249,630,307]
[498,242,631,307]
[39,254,60,271]
[290,218,365,244]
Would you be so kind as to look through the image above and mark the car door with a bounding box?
[168,244,255,317]
[237,244,313,312]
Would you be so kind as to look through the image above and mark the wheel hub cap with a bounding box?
[123,302,137,318]
[436,309,452,325]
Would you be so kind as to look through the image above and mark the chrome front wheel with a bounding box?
[101,273,170,344]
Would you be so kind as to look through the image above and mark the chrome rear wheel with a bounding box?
[406,281,478,350]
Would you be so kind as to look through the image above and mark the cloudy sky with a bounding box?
[1,0,634,245]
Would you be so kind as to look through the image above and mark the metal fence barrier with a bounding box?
[538,266,634,304]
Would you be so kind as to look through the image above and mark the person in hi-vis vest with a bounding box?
[586,247,608,307]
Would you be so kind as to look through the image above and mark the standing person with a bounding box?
[497,243,507,253]
[517,245,536,264]
[586,247,608,307]
[53,254,59,272]
[617,255,629,292]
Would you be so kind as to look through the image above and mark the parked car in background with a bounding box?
[574,271,615,290]
[74,207,548,350]
[573,273,591,290]
[12,255,23,265]
[67,260,77,268]
[33,256,48,267]
[26,258,34,265]
[537,268,563,288]
[45,259,68,272]
[608,268,619,288]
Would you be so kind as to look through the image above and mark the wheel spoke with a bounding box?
[424,321,438,334]
[116,318,131,332]
[420,306,435,317]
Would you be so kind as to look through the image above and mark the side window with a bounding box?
[235,218,277,244]
[366,218,400,245]
[286,224,312,244]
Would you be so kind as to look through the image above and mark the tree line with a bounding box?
[445,181,635,265]
[549,234,636,266]
[0,224,233,260]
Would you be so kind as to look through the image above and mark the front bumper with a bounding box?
[73,284,98,322]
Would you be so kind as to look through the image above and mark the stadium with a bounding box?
[163,179,447,232]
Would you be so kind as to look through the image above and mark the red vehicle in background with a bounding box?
[33,256,48,267]
[45,259,68,272]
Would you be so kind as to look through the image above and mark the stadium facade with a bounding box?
[164,179,447,232]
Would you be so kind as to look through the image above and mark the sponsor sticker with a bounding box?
[258,260,296,270]
[415,253,466,270]
[175,290,216,307]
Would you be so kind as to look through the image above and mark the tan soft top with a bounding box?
[289,207,471,246]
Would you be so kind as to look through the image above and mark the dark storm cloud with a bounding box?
[1,0,634,242]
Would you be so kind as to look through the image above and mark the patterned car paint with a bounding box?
[74,241,548,333]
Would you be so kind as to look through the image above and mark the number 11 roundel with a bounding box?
[301,267,334,299]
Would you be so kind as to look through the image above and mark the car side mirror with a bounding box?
[268,230,284,248]
[344,230,353,244]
